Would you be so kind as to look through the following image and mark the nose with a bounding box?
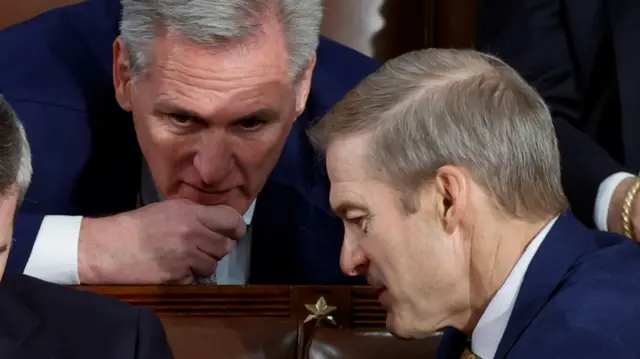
[193,132,232,186]
[340,234,368,276]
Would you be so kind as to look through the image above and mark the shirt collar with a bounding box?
[471,215,559,359]
[242,201,256,225]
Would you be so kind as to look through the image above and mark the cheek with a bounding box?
[133,115,194,185]
[362,228,407,282]
[0,252,6,278]
[405,218,443,265]
[0,206,13,277]
[369,218,443,294]
[129,86,181,159]
[232,122,293,170]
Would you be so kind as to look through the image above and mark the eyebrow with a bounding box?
[231,109,280,124]
[332,200,367,218]
[0,244,7,254]
[153,103,280,123]
[154,103,203,119]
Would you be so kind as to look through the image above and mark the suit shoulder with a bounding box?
[316,37,380,85]
[3,273,171,357]
[0,0,117,108]
[518,272,640,356]
[534,236,640,335]
[6,272,141,326]
[308,37,380,113]
[571,230,640,278]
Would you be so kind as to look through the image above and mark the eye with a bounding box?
[235,116,266,130]
[349,217,369,234]
[167,114,195,126]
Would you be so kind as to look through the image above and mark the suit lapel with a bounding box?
[493,213,593,358]
[249,94,344,284]
[249,112,320,284]
[0,276,45,359]
[608,0,640,169]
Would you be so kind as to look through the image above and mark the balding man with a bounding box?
[0,0,377,285]
[309,49,640,359]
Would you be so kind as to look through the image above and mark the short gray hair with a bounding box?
[0,95,33,199]
[309,48,568,220]
[119,0,322,81]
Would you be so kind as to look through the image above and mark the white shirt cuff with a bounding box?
[23,215,83,285]
[594,172,635,231]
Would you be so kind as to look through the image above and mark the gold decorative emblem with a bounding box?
[304,296,337,325]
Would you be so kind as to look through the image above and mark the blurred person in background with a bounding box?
[476,0,640,242]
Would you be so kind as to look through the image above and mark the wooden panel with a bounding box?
[322,0,428,62]
[321,0,479,58]
[0,0,82,30]
[351,286,387,327]
[0,0,479,54]
[76,285,387,328]
[431,0,478,48]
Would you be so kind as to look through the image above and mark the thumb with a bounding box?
[196,204,247,239]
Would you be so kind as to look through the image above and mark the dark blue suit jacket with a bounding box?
[0,272,174,359]
[438,212,640,358]
[0,0,379,284]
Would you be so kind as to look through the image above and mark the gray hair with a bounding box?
[309,48,568,220]
[119,0,323,81]
[0,95,33,200]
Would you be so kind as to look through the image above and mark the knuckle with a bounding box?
[215,204,235,213]
[223,238,235,254]
[170,198,193,212]
[181,239,198,255]
[216,204,241,222]
[160,266,182,283]
[175,223,192,238]
[174,198,192,206]
[204,261,218,276]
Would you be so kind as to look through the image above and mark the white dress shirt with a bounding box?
[471,216,559,359]
[24,162,256,285]
[593,172,635,230]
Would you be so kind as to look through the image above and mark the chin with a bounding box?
[386,310,434,340]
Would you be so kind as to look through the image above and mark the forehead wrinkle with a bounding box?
[147,27,291,121]
[330,178,376,209]
[153,29,289,87]
[155,80,291,121]
[327,141,371,182]
[156,60,288,92]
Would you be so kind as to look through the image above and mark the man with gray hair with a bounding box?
[309,48,640,358]
[0,0,378,285]
[0,95,174,359]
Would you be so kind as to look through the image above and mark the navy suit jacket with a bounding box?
[0,0,379,284]
[0,272,174,359]
[438,212,640,359]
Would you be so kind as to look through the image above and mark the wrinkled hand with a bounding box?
[608,177,640,240]
[78,199,246,284]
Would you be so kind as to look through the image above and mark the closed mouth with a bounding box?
[185,183,236,194]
